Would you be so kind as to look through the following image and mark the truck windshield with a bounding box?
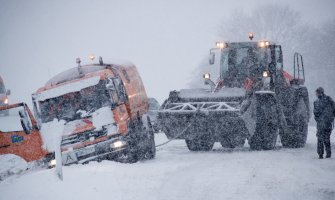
[38,80,111,123]
[220,46,270,87]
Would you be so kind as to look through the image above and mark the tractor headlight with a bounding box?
[216,42,226,49]
[258,41,270,48]
[203,73,211,79]
[262,71,269,78]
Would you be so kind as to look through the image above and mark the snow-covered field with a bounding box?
[1,126,335,200]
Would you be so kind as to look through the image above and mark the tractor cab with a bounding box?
[207,40,283,92]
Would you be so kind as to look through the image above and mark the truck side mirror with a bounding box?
[6,89,11,95]
[19,110,31,134]
[209,52,215,65]
[20,119,31,134]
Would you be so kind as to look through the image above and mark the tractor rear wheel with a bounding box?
[281,101,308,148]
[280,86,309,148]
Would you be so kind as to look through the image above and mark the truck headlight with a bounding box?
[203,73,210,79]
[49,159,56,167]
[110,140,126,149]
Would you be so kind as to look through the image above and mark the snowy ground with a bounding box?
[1,126,335,200]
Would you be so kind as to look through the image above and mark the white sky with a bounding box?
[0,0,334,104]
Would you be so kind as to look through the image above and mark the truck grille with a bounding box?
[61,129,107,147]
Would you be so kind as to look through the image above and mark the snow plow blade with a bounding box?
[158,88,248,145]
[158,110,246,141]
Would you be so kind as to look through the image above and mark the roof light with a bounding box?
[216,42,226,49]
[89,54,95,61]
[248,32,254,40]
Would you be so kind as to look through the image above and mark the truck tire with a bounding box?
[185,135,214,151]
[280,86,309,148]
[248,93,279,150]
[281,98,309,148]
[115,141,139,163]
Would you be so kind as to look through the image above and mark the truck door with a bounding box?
[106,77,129,134]
[0,104,46,162]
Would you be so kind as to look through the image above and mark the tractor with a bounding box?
[158,34,310,151]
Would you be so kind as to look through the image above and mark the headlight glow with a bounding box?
[262,71,269,78]
[258,41,270,48]
[49,159,56,167]
[203,73,211,79]
[111,140,126,149]
[248,32,254,40]
[216,42,226,49]
[89,54,95,61]
[4,98,8,104]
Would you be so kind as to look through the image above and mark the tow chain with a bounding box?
[155,122,193,148]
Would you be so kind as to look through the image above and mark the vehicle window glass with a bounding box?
[0,106,32,132]
[113,77,127,103]
[38,80,111,123]
[107,78,119,105]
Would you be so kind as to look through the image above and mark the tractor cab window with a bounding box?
[0,106,32,132]
[221,46,270,87]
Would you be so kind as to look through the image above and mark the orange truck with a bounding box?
[0,103,50,162]
[32,57,155,165]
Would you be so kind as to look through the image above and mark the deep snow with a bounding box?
[0,126,335,200]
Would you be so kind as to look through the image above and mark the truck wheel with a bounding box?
[248,93,278,150]
[115,124,140,163]
[115,143,139,164]
[185,135,214,151]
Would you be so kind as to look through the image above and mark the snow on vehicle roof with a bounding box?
[33,76,100,102]
[178,87,245,99]
[46,65,106,86]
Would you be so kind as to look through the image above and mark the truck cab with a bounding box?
[0,103,48,162]
[32,58,155,164]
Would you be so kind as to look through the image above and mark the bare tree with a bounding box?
[188,4,309,88]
